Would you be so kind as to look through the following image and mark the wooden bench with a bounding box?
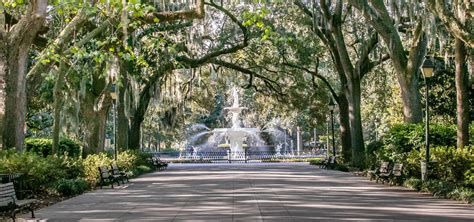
[374,162,391,183]
[111,163,129,184]
[322,156,336,169]
[151,157,168,170]
[319,157,329,168]
[0,182,36,221]
[98,166,121,189]
[390,163,404,185]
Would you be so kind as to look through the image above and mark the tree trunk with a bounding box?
[399,73,424,123]
[337,95,352,162]
[2,0,48,151]
[128,119,142,150]
[454,38,470,149]
[52,63,67,155]
[117,63,129,151]
[82,98,109,156]
[0,44,6,149]
[348,0,425,123]
[3,47,28,151]
[347,80,365,168]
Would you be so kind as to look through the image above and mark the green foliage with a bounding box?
[53,178,90,197]
[404,179,473,203]
[0,151,82,192]
[25,137,82,157]
[58,138,82,157]
[83,151,153,186]
[130,165,153,177]
[0,149,154,196]
[429,146,473,185]
[403,146,473,185]
[421,180,456,198]
[404,178,422,191]
[365,141,383,169]
[448,187,474,204]
[383,123,456,155]
[309,158,324,165]
[333,163,350,172]
[24,138,51,157]
[83,153,113,185]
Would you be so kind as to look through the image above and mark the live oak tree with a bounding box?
[348,0,429,124]
[0,0,48,151]
[293,0,386,166]
[427,0,472,149]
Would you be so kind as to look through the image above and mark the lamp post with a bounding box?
[110,84,118,160]
[421,58,435,181]
[328,100,336,157]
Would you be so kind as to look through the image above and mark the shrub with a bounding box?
[333,163,350,172]
[116,150,138,172]
[53,178,90,196]
[421,180,456,198]
[383,123,456,154]
[25,137,82,157]
[404,178,422,191]
[83,153,113,186]
[448,187,474,204]
[365,141,384,170]
[58,138,82,157]
[131,165,153,177]
[309,159,324,165]
[404,146,473,184]
[0,151,70,191]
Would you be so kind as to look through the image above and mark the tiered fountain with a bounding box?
[212,87,260,160]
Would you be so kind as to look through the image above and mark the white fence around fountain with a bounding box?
[149,150,327,163]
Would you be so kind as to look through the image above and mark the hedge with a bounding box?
[25,137,81,157]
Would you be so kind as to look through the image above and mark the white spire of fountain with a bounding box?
[213,86,259,160]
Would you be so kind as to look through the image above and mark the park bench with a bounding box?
[98,166,121,189]
[321,156,336,169]
[318,157,329,168]
[0,182,36,221]
[111,163,129,184]
[151,157,168,170]
[390,163,404,185]
[367,162,389,183]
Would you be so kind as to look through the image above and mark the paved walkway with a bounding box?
[21,163,473,221]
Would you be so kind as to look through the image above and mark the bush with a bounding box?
[309,159,324,165]
[421,180,456,198]
[404,146,473,184]
[131,165,153,177]
[404,178,422,191]
[83,153,113,186]
[333,163,350,172]
[25,137,81,157]
[0,151,81,192]
[383,123,456,155]
[448,187,474,204]
[53,178,90,196]
[1,149,155,198]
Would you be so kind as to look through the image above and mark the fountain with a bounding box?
[212,87,260,160]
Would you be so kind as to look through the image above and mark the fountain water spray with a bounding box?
[212,87,260,160]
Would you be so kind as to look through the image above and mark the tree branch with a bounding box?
[175,1,248,66]
[142,0,205,23]
[427,0,474,48]
[210,59,283,95]
[283,62,338,100]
